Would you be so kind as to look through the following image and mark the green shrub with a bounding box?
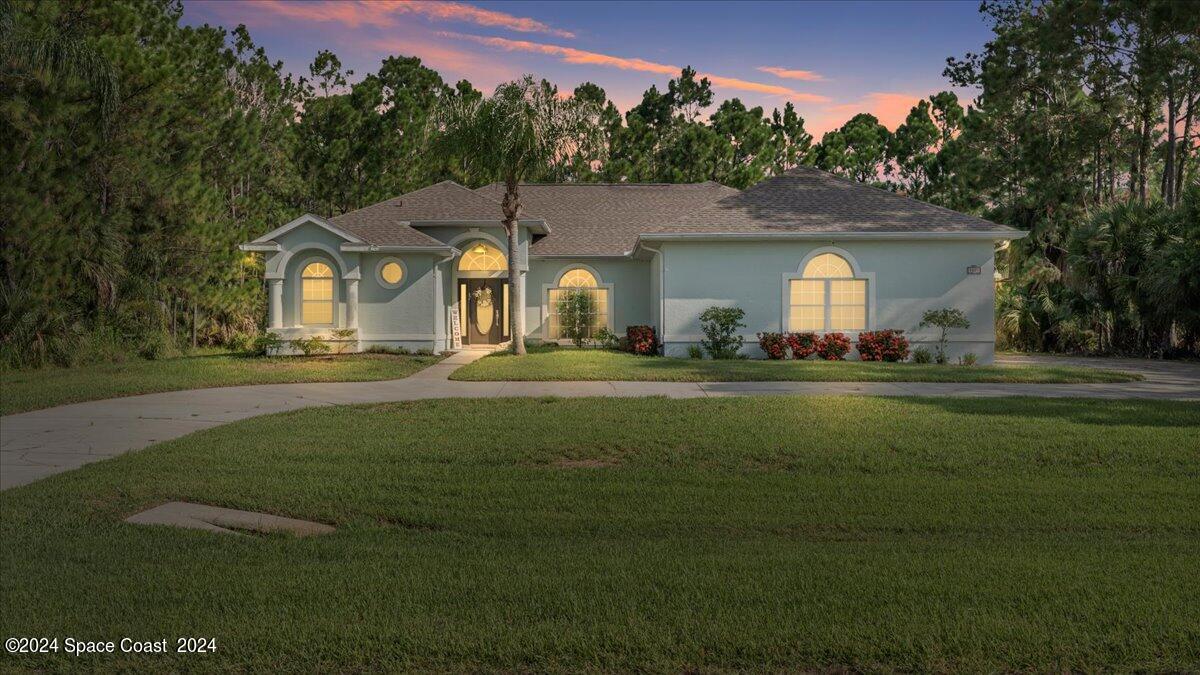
[289,336,330,357]
[250,332,283,356]
[415,348,434,356]
[226,332,253,353]
[556,289,597,348]
[912,347,933,364]
[595,326,620,350]
[364,344,410,355]
[687,345,704,359]
[699,306,746,359]
[960,352,978,366]
[137,330,179,361]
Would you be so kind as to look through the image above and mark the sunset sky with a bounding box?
[182,0,993,136]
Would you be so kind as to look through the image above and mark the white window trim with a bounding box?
[541,264,613,342]
[781,246,875,335]
[294,255,340,328]
[375,256,408,289]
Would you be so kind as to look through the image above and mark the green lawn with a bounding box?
[0,351,442,415]
[451,345,1141,383]
[2,396,1197,671]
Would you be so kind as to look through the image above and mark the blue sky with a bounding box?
[182,0,993,135]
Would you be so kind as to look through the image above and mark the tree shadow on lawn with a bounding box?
[899,396,1200,429]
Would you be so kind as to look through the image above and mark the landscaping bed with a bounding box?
[1,396,1196,671]
[450,345,1140,383]
[0,351,443,415]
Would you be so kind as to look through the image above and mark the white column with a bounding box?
[346,279,359,330]
[269,279,283,329]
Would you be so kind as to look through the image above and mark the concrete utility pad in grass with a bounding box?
[125,502,334,537]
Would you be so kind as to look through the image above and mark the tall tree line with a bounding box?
[2,0,1196,367]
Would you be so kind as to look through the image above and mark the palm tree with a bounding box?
[429,76,602,354]
[0,0,119,129]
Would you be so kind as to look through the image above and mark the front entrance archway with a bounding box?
[460,278,506,345]
[454,238,509,346]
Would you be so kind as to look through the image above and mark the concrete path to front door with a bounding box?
[2,350,1197,490]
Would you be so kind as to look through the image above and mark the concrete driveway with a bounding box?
[2,351,1197,490]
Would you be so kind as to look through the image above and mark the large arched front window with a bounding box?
[547,267,609,340]
[300,262,335,325]
[789,252,866,332]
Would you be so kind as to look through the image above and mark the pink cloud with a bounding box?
[245,0,574,38]
[756,66,825,82]
[808,92,926,136]
[364,37,518,88]
[439,32,830,104]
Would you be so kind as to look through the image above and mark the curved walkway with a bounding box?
[2,351,1197,490]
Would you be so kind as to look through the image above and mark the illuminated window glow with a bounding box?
[789,253,866,332]
[458,242,506,272]
[558,268,598,288]
[301,262,334,325]
[380,261,403,285]
[547,268,608,339]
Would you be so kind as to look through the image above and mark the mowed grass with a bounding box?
[451,345,1140,383]
[2,396,1197,672]
[0,351,442,415]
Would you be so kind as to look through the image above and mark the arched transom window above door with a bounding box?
[457,241,506,272]
[788,252,867,332]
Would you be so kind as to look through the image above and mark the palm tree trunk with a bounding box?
[502,177,525,355]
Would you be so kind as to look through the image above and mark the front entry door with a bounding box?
[462,279,504,345]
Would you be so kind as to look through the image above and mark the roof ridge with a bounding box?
[784,165,1015,231]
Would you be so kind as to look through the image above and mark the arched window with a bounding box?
[457,241,506,272]
[789,252,866,332]
[558,268,598,288]
[547,267,609,341]
[300,262,335,325]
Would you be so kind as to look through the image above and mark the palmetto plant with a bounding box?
[429,76,603,354]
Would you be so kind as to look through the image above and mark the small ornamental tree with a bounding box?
[757,332,788,359]
[699,307,746,359]
[556,289,596,347]
[920,308,970,364]
[787,332,820,359]
[817,332,851,360]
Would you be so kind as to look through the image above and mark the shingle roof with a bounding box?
[651,166,1017,235]
[330,181,522,246]
[475,182,739,255]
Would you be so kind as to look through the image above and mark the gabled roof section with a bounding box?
[245,213,364,247]
[476,181,739,256]
[331,181,544,245]
[648,166,1021,237]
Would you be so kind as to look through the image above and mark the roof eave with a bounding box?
[636,230,1027,246]
[340,243,457,254]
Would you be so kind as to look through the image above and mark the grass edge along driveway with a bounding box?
[1,395,1196,672]
[0,352,443,416]
[450,346,1140,383]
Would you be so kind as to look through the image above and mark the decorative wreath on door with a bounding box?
[471,286,493,308]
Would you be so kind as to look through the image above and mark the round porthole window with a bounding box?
[377,259,405,288]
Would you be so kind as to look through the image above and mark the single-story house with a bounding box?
[240,167,1024,361]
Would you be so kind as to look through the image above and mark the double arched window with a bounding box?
[788,252,867,332]
[300,262,335,325]
[547,267,609,340]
